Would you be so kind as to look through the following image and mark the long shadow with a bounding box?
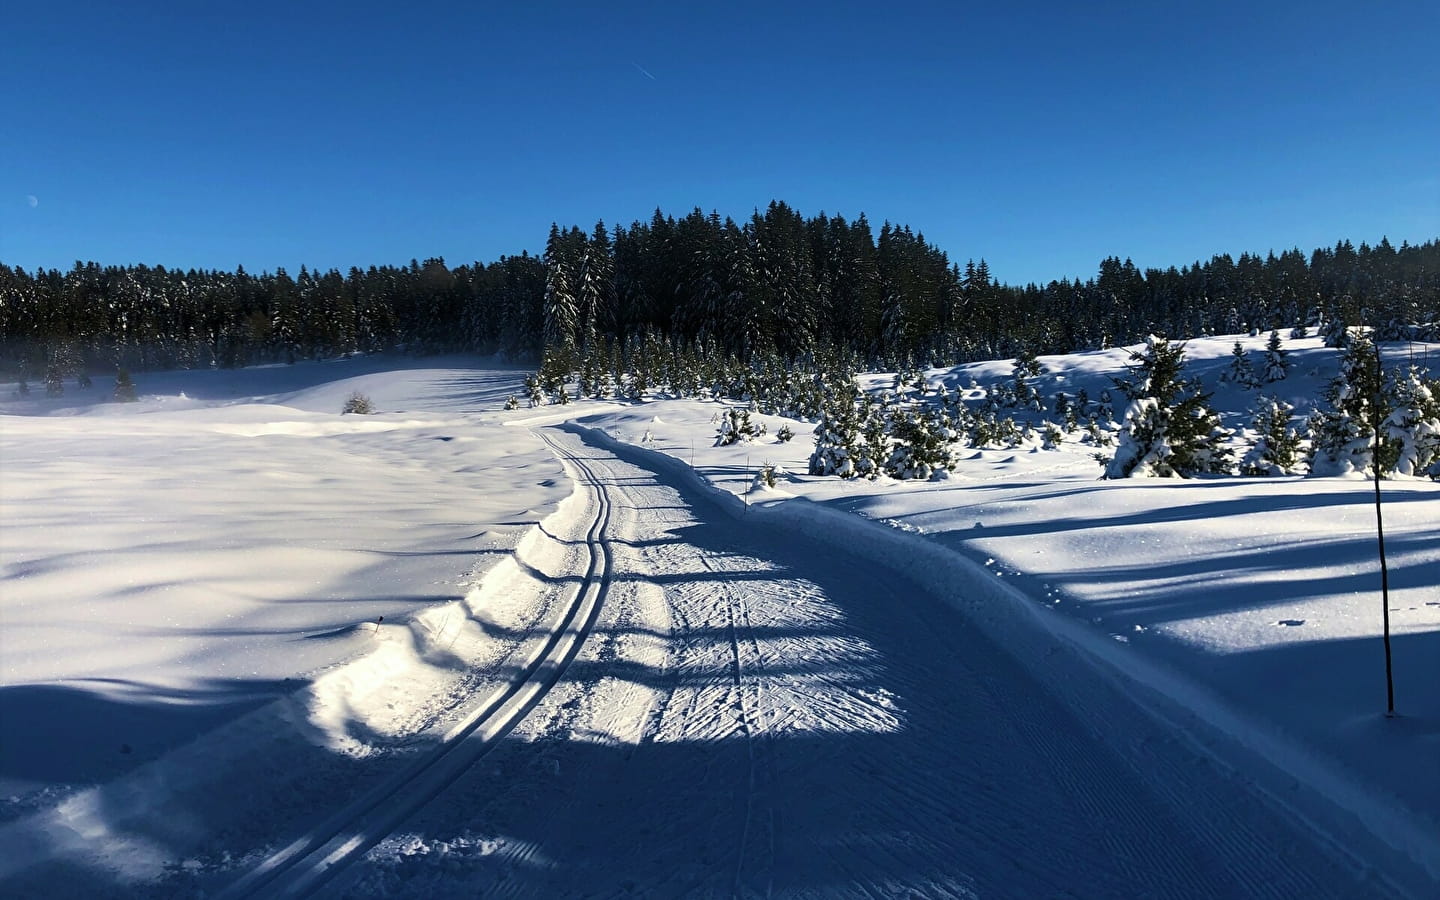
[915,485,1438,543]
[0,678,296,793]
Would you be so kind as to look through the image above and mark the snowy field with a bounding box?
[1,337,1437,897]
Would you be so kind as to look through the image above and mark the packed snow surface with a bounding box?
[0,337,1436,897]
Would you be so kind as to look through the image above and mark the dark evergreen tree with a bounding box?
[114,368,138,402]
[1104,336,1232,478]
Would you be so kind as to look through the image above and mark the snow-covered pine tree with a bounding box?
[1321,313,1350,349]
[1222,341,1260,388]
[715,407,766,446]
[113,368,138,402]
[523,373,545,407]
[883,406,957,480]
[1290,309,1310,340]
[44,362,64,397]
[1104,335,1232,478]
[1262,330,1289,382]
[1383,364,1440,478]
[1240,396,1306,476]
[1040,421,1065,450]
[840,395,879,477]
[1307,335,1388,476]
[809,391,864,477]
[542,224,580,365]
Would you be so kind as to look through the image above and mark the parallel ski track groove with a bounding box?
[219,427,614,899]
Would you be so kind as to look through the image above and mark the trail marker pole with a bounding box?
[1371,345,1395,716]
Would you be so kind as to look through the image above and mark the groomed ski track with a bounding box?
[219,431,616,898]
[299,425,1408,899]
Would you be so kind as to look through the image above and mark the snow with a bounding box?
[1,337,1436,896]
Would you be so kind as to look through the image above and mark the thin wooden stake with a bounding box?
[1371,345,1395,716]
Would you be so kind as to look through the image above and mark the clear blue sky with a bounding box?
[3,0,1436,286]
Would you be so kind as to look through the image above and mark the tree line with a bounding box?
[2,198,1436,381]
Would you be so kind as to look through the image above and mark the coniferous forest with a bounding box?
[2,199,1437,382]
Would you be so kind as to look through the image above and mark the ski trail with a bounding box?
[217,429,614,898]
[334,427,1411,898]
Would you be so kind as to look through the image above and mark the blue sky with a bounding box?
[2,1,1436,285]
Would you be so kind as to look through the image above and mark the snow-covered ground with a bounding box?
[0,337,1436,897]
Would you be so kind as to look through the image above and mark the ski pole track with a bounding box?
[218,427,616,899]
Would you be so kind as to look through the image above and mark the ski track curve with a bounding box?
[214,430,616,899]
[327,426,1404,899]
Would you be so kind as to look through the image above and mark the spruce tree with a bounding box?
[1308,335,1389,476]
[809,391,864,477]
[44,363,64,397]
[1382,365,1440,478]
[1223,341,1260,388]
[1240,397,1306,476]
[114,368,138,402]
[1104,336,1232,478]
[1262,330,1289,382]
[883,407,958,480]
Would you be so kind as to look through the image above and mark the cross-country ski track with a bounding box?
[217,430,616,898]
[1,411,1428,898]
[300,426,1399,898]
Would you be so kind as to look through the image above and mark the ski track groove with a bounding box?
[216,428,615,899]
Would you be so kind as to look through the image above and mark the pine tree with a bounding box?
[1321,313,1350,349]
[1383,365,1440,478]
[114,368,138,402]
[716,407,766,446]
[542,224,579,363]
[1222,341,1260,388]
[883,407,958,480]
[1104,336,1232,478]
[44,362,64,397]
[1262,330,1289,382]
[1240,397,1306,475]
[809,391,864,477]
[1308,335,1389,476]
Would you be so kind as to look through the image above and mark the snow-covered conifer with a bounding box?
[114,369,138,403]
[1040,421,1065,450]
[883,407,957,480]
[44,363,64,397]
[809,395,863,477]
[1321,315,1350,349]
[1240,397,1306,476]
[1308,335,1387,476]
[1383,365,1440,477]
[524,373,545,407]
[1222,341,1260,388]
[1262,330,1289,382]
[1104,336,1232,478]
[715,407,766,446]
